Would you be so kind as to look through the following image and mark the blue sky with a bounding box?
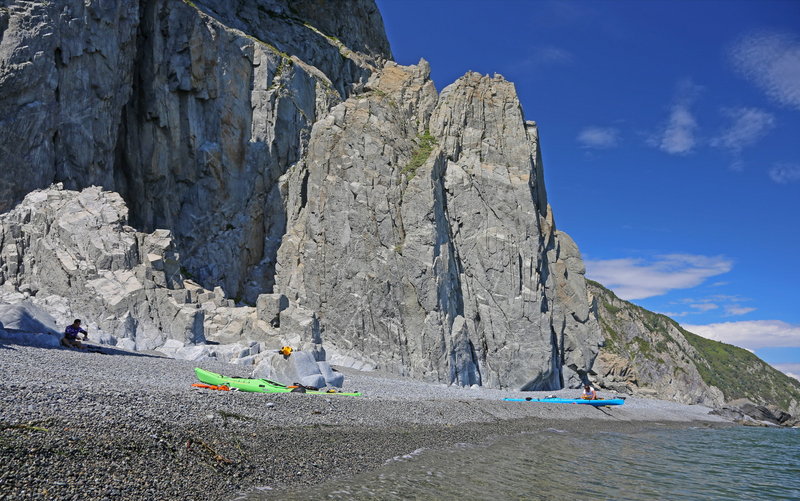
[377,0,800,378]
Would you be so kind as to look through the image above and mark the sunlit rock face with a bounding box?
[0,0,599,389]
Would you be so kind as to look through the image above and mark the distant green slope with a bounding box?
[679,327,800,412]
[587,279,800,414]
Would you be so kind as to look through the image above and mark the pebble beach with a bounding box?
[0,342,730,500]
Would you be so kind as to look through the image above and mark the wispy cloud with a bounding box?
[711,108,776,151]
[515,45,574,70]
[710,107,776,170]
[725,305,756,316]
[657,310,690,318]
[577,126,619,149]
[769,163,800,184]
[730,30,800,110]
[650,79,703,155]
[666,294,754,318]
[534,46,574,65]
[682,320,800,350]
[659,107,698,154]
[690,303,719,312]
[773,363,800,382]
[585,253,732,300]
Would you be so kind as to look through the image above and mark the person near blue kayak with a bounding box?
[581,384,599,400]
[61,319,88,349]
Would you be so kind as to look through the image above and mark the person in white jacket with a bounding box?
[581,384,598,400]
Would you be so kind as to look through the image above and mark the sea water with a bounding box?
[247,426,800,500]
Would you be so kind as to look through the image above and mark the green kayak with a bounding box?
[194,368,362,396]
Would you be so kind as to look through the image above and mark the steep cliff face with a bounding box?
[588,280,800,415]
[0,0,599,389]
[0,0,387,299]
[276,65,599,389]
[0,0,139,210]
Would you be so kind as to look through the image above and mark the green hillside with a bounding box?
[587,279,800,413]
[679,327,800,411]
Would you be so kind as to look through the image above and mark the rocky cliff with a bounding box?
[0,0,388,301]
[0,0,600,389]
[588,280,800,417]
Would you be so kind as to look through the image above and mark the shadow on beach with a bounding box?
[0,333,165,359]
[0,302,164,358]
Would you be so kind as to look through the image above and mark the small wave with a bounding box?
[384,447,427,464]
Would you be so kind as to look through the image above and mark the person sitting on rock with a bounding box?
[581,384,599,400]
[61,319,89,349]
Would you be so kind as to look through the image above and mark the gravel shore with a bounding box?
[0,343,730,500]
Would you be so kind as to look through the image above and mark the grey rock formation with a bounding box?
[0,0,139,212]
[276,64,600,389]
[0,186,335,383]
[1,1,601,390]
[256,292,289,327]
[0,185,202,350]
[0,0,388,301]
[714,399,793,426]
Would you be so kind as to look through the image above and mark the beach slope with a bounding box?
[0,345,727,500]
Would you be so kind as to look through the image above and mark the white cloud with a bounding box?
[659,106,698,154]
[533,46,574,65]
[585,253,732,300]
[657,311,690,318]
[664,294,753,318]
[724,305,756,316]
[517,46,574,69]
[682,320,800,349]
[677,294,750,304]
[769,163,800,184]
[651,79,703,155]
[690,303,719,312]
[773,364,800,381]
[577,127,619,148]
[710,107,775,159]
[730,30,800,110]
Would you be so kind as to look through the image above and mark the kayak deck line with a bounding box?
[503,397,625,407]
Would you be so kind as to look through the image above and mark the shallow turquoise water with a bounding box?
[249,426,800,500]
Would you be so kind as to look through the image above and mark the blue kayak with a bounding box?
[503,397,625,406]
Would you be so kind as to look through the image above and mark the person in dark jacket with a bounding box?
[61,319,88,349]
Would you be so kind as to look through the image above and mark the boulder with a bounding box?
[0,302,62,348]
[256,293,289,327]
[317,361,345,388]
[250,347,345,388]
[0,302,60,334]
[727,399,788,425]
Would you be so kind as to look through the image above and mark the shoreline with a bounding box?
[1,343,731,500]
